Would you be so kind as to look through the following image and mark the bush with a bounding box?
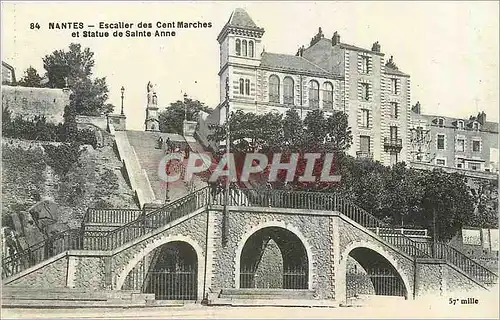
[43,142,84,176]
[2,106,97,147]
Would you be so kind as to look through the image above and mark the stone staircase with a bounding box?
[126,131,206,203]
[2,286,156,308]
[210,288,336,307]
[114,131,156,207]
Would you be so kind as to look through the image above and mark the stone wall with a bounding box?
[209,209,335,299]
[6,255,68,288]
[111,210,208,290]
[1,85,70,123]
[74,256,107,289]
[337,217,415,296]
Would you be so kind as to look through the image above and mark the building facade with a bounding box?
[410,105,499,177]
[2,61,16,85]
[213,8,412,166]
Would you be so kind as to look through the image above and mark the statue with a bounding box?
[152,92,157,105]
[147,81,154,104]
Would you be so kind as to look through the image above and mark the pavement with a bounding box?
[2,297,499,319]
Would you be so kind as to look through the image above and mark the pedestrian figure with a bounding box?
[184,146,190,159]
[157,137,164,149]
[166,138,171,152]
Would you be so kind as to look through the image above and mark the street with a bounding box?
[2,296,499,320]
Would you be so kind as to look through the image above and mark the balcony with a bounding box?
[384,138,402,153]
[356,151,373,159]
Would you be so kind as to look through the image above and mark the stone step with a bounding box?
[1,299,158,308]
[209,298,336,307]
[2,287,152,301]
[219,288,315,299]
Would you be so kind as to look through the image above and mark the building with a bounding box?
[410,104,499,178]
[2,61,16,85]
[210,8,412,166]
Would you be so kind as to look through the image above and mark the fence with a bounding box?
[3,186,498,288]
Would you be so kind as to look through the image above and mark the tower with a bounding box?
[145,81,159,131]
[217,8,265,121]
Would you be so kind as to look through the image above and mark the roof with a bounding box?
[339,42,384,56]
[415,113,499,133]
[226,8,260,29]
[217,8,265,43]
[260,52,335,78]
[384,64,410,77]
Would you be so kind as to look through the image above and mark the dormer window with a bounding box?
[457,120,464,130]
[437,118,444,127]
[473,122,480,131]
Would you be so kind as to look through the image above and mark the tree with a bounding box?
[419,169,474,242]
[42,43,109,115]
[17,66,43,87]
[159,98,212,134]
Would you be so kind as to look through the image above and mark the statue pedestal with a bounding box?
[107,114,127,131]
[183,120,197,137]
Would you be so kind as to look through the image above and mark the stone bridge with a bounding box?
[3,188,496,305]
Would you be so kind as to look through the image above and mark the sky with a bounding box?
[2,1,499,130]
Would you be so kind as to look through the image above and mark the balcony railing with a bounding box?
[356,151,373,159]
[384,138,402,152]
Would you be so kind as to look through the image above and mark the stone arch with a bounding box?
[234,220,314,289]
[115,234,205,300]
[338,241,412,302]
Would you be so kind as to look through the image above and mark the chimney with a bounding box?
[477,111,486,125]
[412,101,421,114]
[332,31,340,45]
[372,41,381,52]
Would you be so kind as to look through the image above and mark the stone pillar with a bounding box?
[183,120,197,137]
[107,114,126,131]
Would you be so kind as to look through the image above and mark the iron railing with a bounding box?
[84,208,143,225]
[3,186,498,288]
[2,229,83,278]
[144,269,197,300]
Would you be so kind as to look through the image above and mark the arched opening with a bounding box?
[346,247,407,300]
[239,227,308,289]
[123,241,198,300]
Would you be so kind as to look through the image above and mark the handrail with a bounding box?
[3,186,498,287]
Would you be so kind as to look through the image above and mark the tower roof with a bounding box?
[226,8,259,29]
[217,8,264,43]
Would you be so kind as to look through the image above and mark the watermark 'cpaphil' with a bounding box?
[158,152,341,184]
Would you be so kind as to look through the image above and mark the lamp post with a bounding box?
[222,78,230,245]
[120,86,125,115]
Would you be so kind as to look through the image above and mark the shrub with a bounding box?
[43,142,84,176]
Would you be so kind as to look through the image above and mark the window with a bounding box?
[309,80,319,108]
[242,40,247,56]
[390,126,398,141]
[437,118,444,127]
[436,159,446,166]
[245,79,250,95]
[361,83,369,101]
[283,77,294,105]
[269,75,280,103]
[360,135,370,153]
[239,78,244,94]
[457,120,464,130]
[390,102,398,119]
[457,138,465,152]
[472,140,481,152]
[416,126,424,141]
[437,134,445,150]
[361,109,370,128]
[391,79,398,94]
[473,122,480,131]
[361,56,369,74]
[469,162,480,171]
[323,82,333,108]
[249,41,254,58]
[236,39,241,56]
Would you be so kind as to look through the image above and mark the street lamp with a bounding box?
[120,86,125,115]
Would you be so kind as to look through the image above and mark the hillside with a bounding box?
[1,131,138,232]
